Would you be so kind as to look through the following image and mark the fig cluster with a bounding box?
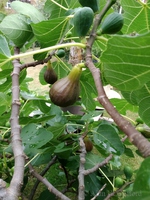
[43,61,84,107]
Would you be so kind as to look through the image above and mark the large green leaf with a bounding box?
[93,122,124,155]
[101,32,150,91]
[121,0,150,34]
[21,123,53,149]
[11,1,45,23]
[31,16,69,48]
[123,157,150,200]
[0,14,33,48]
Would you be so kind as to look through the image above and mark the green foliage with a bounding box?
[0,0,150,199]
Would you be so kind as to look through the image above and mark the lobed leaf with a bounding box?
[101,32,150,91]
[122,0,150,34]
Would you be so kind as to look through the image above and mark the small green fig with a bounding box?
[49,63,84,107]
[114,177,124,188]
[44,60,58,84]
[84,136,93,152]
[56,49,65,58]
[124,165,133,180]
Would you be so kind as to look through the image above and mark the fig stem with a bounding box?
[68,63,85,81]
[10,43,86,60]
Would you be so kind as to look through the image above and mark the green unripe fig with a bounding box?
[49,63,84,107]
[137,124,150,138]
[124,166,133,180]
[44,60,58,84]
[78,0,99,13]
[114,177,124,188]
[65,31,72,38]
[135,117,144,124]
[73,7,94,37]
[84,136,93,152]
[98,12,124,35]
[56,49,65,58]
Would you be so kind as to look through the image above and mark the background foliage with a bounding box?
[0,0,150,199]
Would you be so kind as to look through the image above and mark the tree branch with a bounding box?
[91,184,107,200]
[28,163,70,200]
[78,136,86,200]
[28,155,57,200]
[104,181,134,200]
[0,47,26,200]
[85,0,150,157]
[84,154,113,176]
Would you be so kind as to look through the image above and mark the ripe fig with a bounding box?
[44,60,58,84]
[49,63,84,107]
[84,136,93,152]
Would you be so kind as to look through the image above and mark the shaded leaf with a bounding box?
[93,122,124,155]
[21,123,53,149]
[123,157,150,200]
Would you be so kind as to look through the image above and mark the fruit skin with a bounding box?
[99,12,124,34]
[124,166,133,180]
[49,63,83,107]
[78,0,99,13]
[56,49,65,58]
[84,136,93,152]
[114,177,124,188]
[44,61,58,84]
[73,7,94,37]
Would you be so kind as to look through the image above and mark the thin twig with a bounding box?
[84,154,113,176]
[104,181,134,200]
[28,163,71,200]
[28,156,57,200]
[91,184,107,200]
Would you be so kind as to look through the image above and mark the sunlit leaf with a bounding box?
[101,32,150,91]
[31,17,69,48]
[44,0,80,19]
[0,35,11,57]
[110,98,138,115]
[122,0,150,34]
[11,1,46,23]
[0,53,12,70]
[0,14,33,48]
